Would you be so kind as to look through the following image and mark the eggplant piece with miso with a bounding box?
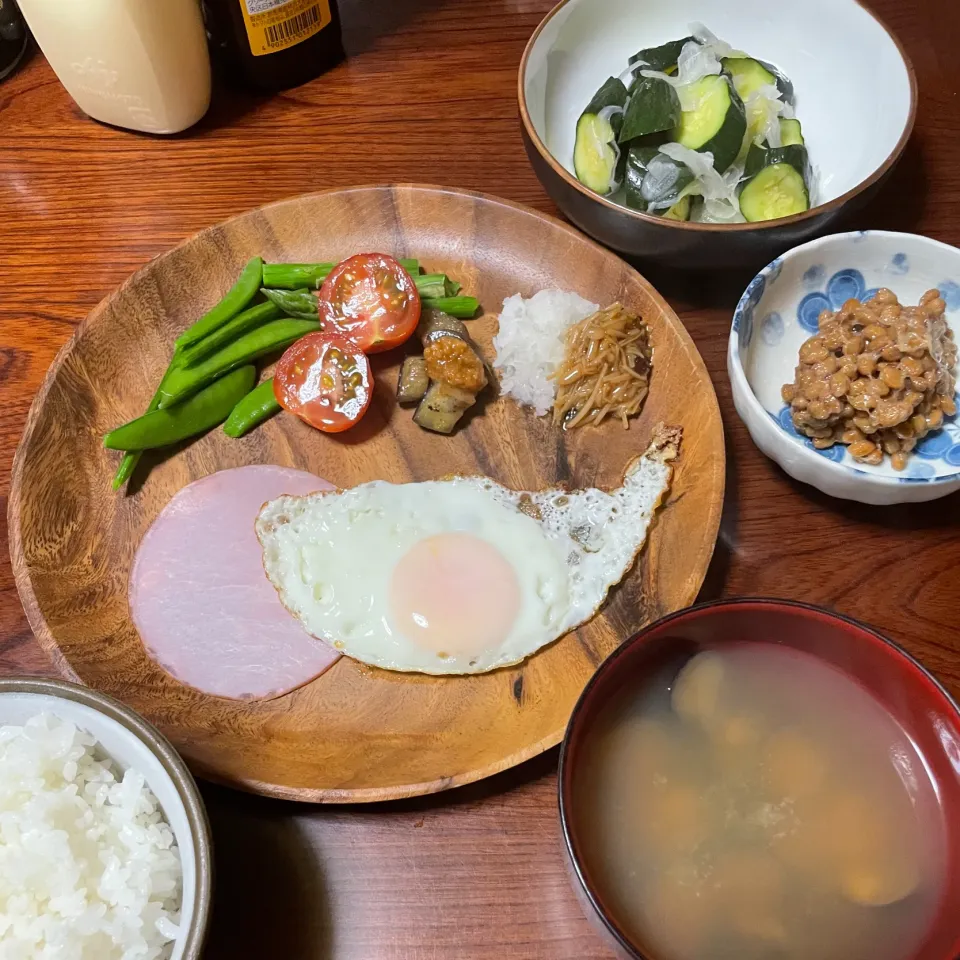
[403,309,490,434]
[397,357,429,405]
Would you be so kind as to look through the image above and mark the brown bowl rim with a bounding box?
[556,596,960,960]
[0,675,214,959]
[517,0,918,234]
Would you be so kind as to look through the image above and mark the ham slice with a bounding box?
[130,465,340,700]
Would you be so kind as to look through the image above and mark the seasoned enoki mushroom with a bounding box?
[550,302,653,429]
[782,288,957,470]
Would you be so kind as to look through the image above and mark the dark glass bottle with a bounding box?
[0,0,28,83]
[202,0,343,93]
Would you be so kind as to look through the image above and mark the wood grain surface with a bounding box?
[1,0,958,954]
[9,184,723,801]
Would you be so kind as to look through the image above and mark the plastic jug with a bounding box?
[17,0,211,134]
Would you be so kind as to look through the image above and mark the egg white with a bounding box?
[256,427,680,675]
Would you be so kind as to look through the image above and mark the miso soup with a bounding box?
[574,643,945,960]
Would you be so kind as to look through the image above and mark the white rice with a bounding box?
[492,289,598,416]
[0,713,182,960]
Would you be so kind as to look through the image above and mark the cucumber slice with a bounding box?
[629,36,696,71]
[618,77,681,143]
[744,142,809,180]
[723,56,794,105]
[739,163,809,221]
[582,76,629,134]
[624,146,661,210]
[779,118,804,146]
[574,113,620,194]
[574,77,628,194]
[662,194,693,221]
[760,58,795,105]
[672,75,746,173]
[722,57,776,100]
[640,152,694,207]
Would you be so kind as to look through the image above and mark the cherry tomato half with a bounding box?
[318,253,421,353]
[273,333,373,433]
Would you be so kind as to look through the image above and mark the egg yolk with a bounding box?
[389,533,522,658]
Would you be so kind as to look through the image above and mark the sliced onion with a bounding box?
[698,199,746,224]
[640,37,723,111]
[649,178,703,213]
[658,141,744,221]
[689,23,727,55]
[597,104,625,125]
[807,164,821,206]
[618,61,645,85]
[745,84,784,147]
[607,138,623,194]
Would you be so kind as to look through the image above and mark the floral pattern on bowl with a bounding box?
[728,231,960,504]
[795,268,885,334]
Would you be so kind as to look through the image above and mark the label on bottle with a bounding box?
[240,0,331,56]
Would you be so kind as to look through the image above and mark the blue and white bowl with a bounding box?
[728,231,960,504]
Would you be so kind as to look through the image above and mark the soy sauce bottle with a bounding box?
[0,0,29,83]
[203,0,343,93]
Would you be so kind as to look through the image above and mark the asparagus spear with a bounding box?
[261,258,421,290]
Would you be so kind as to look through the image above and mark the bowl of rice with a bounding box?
[0,676,212,960]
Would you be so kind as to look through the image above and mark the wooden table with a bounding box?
[2,0,959,955]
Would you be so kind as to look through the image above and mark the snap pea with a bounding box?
[159,317,320,408]
[104,366,256,451]
[179,301,282,368]
[112,451,143,491]
[111,353,182,489]
[174,256,263,350]
[260,287,318,320]
[223,378,281,438]
[261,258,420,290]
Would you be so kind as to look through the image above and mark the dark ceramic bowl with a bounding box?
[518,0,917,270]
[558,599,960,960]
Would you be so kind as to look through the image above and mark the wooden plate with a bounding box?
[9,185,724,802]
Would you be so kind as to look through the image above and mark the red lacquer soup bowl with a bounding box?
[558,598,960,960]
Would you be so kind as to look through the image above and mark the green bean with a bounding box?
[261,277,472,322]
[104,366,256,451]
[174,256,263,349]
[159,318,320,408]
[179,302,281,368]
[421,296,479,318]
[414,274,449,300]
[412,273,453,298]
[262,258,421,290]
[110,353,182,489]
[260,287,318,320]
[223,378,281,438]
[261,263,331,289]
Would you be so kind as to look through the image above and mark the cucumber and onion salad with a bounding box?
[573,24,813,223]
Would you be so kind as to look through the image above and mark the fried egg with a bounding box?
[256,426,680,674]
